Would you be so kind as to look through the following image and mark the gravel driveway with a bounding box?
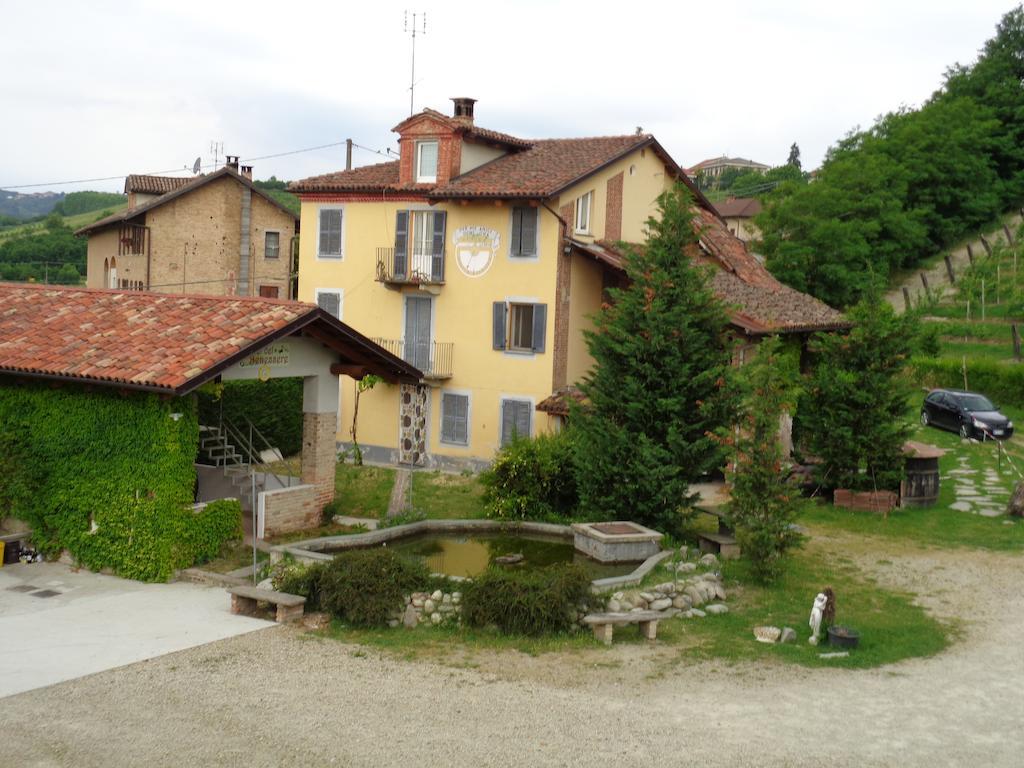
[2,535,1022,768]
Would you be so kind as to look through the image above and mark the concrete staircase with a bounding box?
[198,425,266,507]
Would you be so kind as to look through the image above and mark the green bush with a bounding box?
[318,548,430,627]
[481,431,579,521]
[910,356,1024,408]
[197,378,303,456]
[460,563,592,636]
[272,560,328,611]
[0,382,239,581]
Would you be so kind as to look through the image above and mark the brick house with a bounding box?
[291,99,844,469]
[77,159,298,299]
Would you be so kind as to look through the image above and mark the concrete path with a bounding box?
[0,562,273,698]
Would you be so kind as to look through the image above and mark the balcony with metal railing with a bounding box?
[372,338,453,380]
[375,247,445,287]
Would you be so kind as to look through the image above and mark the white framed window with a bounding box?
[264,231,281,259]
[492,300,547,354]
[510,206,538,259]
[416,141,439,183]
[575,191,592,235]
[315,288,344,320]
[440,391,471,446]
[500,398,533,447]
[317,206,344,259]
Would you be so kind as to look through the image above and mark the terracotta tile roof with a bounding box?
[123,174,194,195]
[0,283,420,394]
[77,167,298,236]
[392,109,533,149]
[536,385,586,416]
[431,136,654,198]
[712,197,762,218]
[571,209,847,335]
[688,156,770,173]
[290,161,402,194]
[290,135,681,200]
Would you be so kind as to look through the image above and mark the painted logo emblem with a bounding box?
[453,226,500,277]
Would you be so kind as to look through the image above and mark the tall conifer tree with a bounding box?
[573,186,735,534]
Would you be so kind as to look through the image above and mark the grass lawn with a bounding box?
[410,470,487,519]
[334,463,395,518]
[316,539,948,670]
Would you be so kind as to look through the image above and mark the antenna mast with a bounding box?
[210,140,224,169]
[404,10,426,116]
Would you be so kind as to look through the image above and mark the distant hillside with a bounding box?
[254,177,300,217]
[53,190,127,217]
[0,189,63,220]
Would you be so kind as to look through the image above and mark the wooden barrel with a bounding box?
[902,456,940,507]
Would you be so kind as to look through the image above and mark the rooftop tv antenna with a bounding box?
[404,10,426,116]
[210,140,224,169]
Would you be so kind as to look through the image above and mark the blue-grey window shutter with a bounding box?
[431,211,446,281]
[492,302,507,350]
[317,291,341,319]
[531,303,547,353]
[501,400,515,446]
[394,210,408,279]
[520,208,537,257]
[514,401,531,439]
[510,208,523,256]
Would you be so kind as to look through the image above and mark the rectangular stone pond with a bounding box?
[571,521,663,563]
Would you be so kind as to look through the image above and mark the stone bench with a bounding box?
[583,610,663,645]
[227,585,306,623]
[697,531,740,560]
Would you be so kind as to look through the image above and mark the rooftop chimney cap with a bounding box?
[240,165,253,180]
[225,155,239,170]
[451,97,477,122]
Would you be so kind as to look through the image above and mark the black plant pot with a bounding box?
[827,625,860,649]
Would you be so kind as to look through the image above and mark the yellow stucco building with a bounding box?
[292,99,843,469]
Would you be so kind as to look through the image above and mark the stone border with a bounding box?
[268,518,672,590]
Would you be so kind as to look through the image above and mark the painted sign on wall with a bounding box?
[453,226,500,277]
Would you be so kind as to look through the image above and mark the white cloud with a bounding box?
[0,0,1013,191]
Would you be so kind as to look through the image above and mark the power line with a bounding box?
[1,137,392,190]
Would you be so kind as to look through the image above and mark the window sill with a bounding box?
[316,253,344,260]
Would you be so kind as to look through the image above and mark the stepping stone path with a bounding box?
[948,454,1015,517]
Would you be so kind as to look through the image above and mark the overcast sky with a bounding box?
[0,0,1016,193]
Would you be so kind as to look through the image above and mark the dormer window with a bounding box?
[416,141,439,183]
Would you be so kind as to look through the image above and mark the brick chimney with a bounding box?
[240,165,253,180]
[225,155,239,172]
[451,97,476,124]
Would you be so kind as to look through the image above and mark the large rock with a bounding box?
[690,608,706,618]
[699,553,719,567]
[705,603,729,615]
[672,595,692,610]
[714,584,727,601]
[649,598,673,611]
[639,592,656,602]
[684,586,704,606]
[430,612,442,625]
[1008,480,1024,517]
[606,599,622,613]
[430,590,443,602]
[780,627,798,644]
[753,626,782,643]
[676,562,697,573]
[423,599,436,614]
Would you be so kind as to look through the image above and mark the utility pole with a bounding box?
[346,139,353,171]
[404,10,426,116]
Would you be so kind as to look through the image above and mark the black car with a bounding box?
[920,389,1014,440]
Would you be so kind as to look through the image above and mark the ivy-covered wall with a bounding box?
[0,381,241,581]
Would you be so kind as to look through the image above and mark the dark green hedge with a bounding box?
[0,382,241,581]
[197,379,303,457]
[460,563,593,636]
[910,356,1024,408]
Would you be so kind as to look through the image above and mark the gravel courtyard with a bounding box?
[2,535,1022,768]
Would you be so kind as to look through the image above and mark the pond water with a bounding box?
[385,533,639,579]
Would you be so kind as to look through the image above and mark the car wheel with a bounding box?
[920,411,930,427]
[960,422,971,439]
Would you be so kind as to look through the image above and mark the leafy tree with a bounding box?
[722,337,803,582]
[802,291,916,492]
[51,191,127,217]
[54,263,80,285]
[787,142,802,170]
[572,185,736,534]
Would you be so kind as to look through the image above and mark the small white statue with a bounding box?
[808,592,828,645]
